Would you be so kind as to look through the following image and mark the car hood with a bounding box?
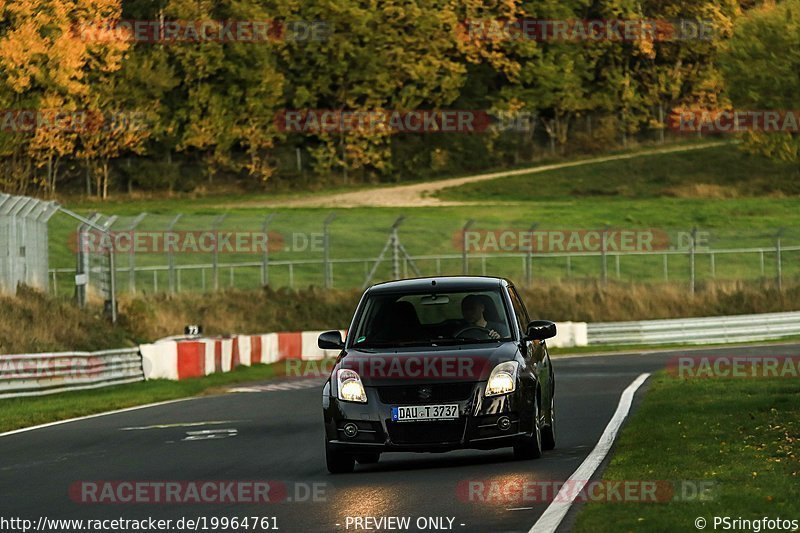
[335,342,519,387]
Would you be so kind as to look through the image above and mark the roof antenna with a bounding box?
[431,279,436,286]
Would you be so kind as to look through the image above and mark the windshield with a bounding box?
[351,289,513,348]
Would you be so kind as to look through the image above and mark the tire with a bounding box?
[513,399,542,460]
[326,442,355,474]
[355,453,380,465]
[541,393,556,451]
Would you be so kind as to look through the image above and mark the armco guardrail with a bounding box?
[587,311,800,346]
[0,348,143,399]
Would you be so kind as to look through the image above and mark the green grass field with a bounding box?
[574,373,800,531]
[437,144,800,201]
[46,142,800,294]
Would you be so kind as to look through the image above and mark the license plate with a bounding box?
[391,404,459,422]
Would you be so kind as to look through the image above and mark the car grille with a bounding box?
[387,420,465,445]
[376,382,475,405]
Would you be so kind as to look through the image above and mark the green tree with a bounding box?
[158,0,285,184]
[720,0,800,168]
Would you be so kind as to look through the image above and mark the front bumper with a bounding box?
[323,381,535,453]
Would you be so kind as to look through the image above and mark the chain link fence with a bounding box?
[45,211,800,298]
[0,194,59,295]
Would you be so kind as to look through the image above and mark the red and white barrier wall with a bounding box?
[140,325,586,381]
[551,322,589,349]
[139,330,347,381]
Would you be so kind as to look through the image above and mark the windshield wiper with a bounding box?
[428,337,506,345]
[353,340,433,348]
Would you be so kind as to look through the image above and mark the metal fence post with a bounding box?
[261,213,275,287]
[391,224,400,279]
[127,213,147,293]
[211,214,227,291]
[108,245,117,323]
[100,215,117,319]
[58,207,115,321]
[76,221,87,308]
[323,213,337,288]
[166,214,182,293]
[75,213,102,308]
[776,229,784,291]
[690,227,697,295]
[526,222,538,286]
[462,219,475,275]
[362,216,406,288]
[601,226,608,285]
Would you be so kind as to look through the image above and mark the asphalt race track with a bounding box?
[2,344,798,533]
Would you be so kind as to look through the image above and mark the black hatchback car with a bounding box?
[319,276,557,473]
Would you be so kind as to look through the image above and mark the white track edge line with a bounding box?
[529,372,651,533]
[0,397,196,438]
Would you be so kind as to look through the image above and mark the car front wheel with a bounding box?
[542,393,556,450]
[513,399,543,460]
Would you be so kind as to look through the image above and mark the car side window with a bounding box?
[508,286,530,334]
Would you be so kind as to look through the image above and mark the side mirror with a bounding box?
[318,330,344,350]
[525,320,557,341]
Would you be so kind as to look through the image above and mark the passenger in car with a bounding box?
[372,300,422,341]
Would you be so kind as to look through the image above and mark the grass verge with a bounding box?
[0,361,292,433]
[574,372,800,531]
[436,143,800,202]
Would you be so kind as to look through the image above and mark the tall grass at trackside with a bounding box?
[2,280,800,354]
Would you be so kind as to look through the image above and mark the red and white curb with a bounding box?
[139,330,346,381]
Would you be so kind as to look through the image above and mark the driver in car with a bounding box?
[458,294,509,339]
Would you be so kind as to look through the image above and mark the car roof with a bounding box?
[367,276,510,294]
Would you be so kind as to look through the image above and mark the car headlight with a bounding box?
[485,361,519,397]
[337,369,367,403]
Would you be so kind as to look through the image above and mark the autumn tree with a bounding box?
[0,0,128,196]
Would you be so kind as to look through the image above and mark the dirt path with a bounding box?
[242,142,727,209]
